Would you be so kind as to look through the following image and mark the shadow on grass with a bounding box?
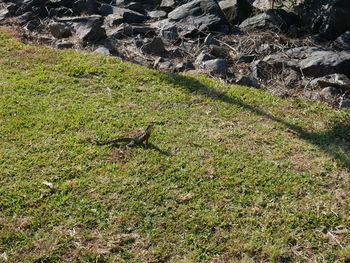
[144,143,171,156]
[107,143,170,156]
[160,73,350,170]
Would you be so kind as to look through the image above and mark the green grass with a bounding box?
[0,29,350,262]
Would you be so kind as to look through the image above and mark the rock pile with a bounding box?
[0,0,350,107]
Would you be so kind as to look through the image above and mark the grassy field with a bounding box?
[0,29,350,262]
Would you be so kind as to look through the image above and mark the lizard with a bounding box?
[93,124,154,147]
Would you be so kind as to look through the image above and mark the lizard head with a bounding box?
[145,123,154,132]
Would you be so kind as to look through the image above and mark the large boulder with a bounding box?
[218,0,254,25]
[239,8,298,31]
[55,15,106,41]
[300,0,350,40]
[309,73,350,91]
[263,46,350,78]
[160,0,228,36]
[299,50,350,77]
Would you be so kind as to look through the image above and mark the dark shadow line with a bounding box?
[143,143,171,156]
[108,143,171,156]
[160,73,350,170]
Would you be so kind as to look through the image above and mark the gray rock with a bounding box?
[250,0,304,10]
[283,69,302,88]
[55,15,102,24]
[148,10,167,19]
[203,34,220,46]
[236,75,260,88]
[49,22,72,38]
[106,24,133,39]
[56,40,74,49]
[160,0,177,11]
[46,0,73,8]
[24,18,40,31]
[153,56,166,67]
[257,43,273,54]
[263,47,350,78]
[56,15,106,42]
[195,51,216,64]
[133,34,143,48]
[73,0,97,15]
[203,59,228,75]
[263,53,299,70]
[168,47,185,57]
[339,99,350,108]
[166,0,228,35]
[0,9,9,21]
[250,60,275,79]
[48,7,73,17]
[125,2,144,12]
[334,31,350,50]
[132,25,157,34]
[154,57,173,70]
[141,37,167,56]
[175,61,195,71]
[153,18,198,37]
[284,46,332,57]
[238,55,257,63]
[15,0,45,17]
[6,3,18,16]
[299,50,350,78]
[240,9,297,31]
[209,45,230,58]
[105,14,124,27]
[319,87,342,100]
[128,0,162,10]
[99,5,147,24]
[93,46,111,55]
[300,0,350,40]
[309,74,350,90]
[250,0,271,10]
[160,25,179,40]
[15,11,34,26]
[219,0,254,25]
[75,23,106,41]
[159,61,174,71]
